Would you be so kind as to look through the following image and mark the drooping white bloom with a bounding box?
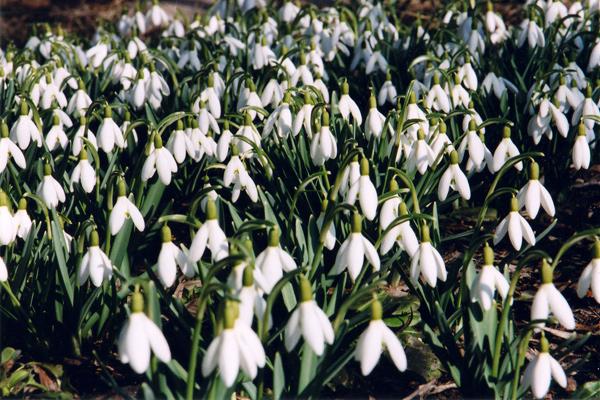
[254,227,297,293]
[587,40,600,72]
[459,55,478,90]
[378,72,397,106]
[157,225,195,288]
[493,197,536,250]
[316,200,336,250]
[426,73,450,113]
[13,198,32,239]
[37,164,65,209]
[410,225,447,287]
[485,4,508,44]
[346,158,378,220]
[72,116,97,156]
[523,336,567,399]
[572,123,590,170]
[545,0,568,27]
[470,244,509,310]
[404,92,429,141]
[517,161,555,219]
[0,256,6,281]
[293,94,315,138]
[167,120,196,164]
[355,299,407,376]
[202,302,265,387]
[223,150,258,203]
[189,199,229,263]
[338,81,362,125]
[572,86,599,133]
[146,2,170,28]
[528,98,569,144]
[364,95,388,140]
[10,101,42,150]
[86,42,108,69]
[379,197,419,257]
[45,114,68,151]
[481,72,517,99]
[118,292,171,374]
[97,106,125,153]
[78,230,113,287]
[0,192,16,245]
[0,121,25,172]
[285,276,334,356]
[409,128,435,175]
[493,126,522,172]
[262,94,292,139]
[251,37,276,70]
[142,134,178,186]
[70,149,96,194]
[438,151,471,201]
[238,80,265,121]
[310,112,338,166]
[531,260,575,330]
[237,265,268,327]
[109,179,145,235]
[458,120,486,171]
[333,213,380,281]
[67,80,92,116]
[577,241,600,303]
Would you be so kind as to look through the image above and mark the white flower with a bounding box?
[482,72,517,99]
[189,200,229,263]
[355,299,407,376]
[571,87,599,132]
[346,158,378,220]
[332,213,380,281]
[310,112,337,166]
[167,121,196,164]
[157,225,195,288]
[70,149,96,193]
[380,197,419,257]
[438,151,470,201]
[262,95,293,139]
[67,80,92,116]
[493,197,536,250]
[531,260,575,330]
[517,162,555,219]
[13,198,32,239]
[458,120,486,171]
[142,134,178,186]
[86,42,108,69]
[45,115,68,151]
[10,102,42,150]
[470,244,509,310]
[426,73,450,113]
[587,40,600,72]
[37,164,65,209]
[410,225,447,287]
[0,121,26,172]
[527,98,569,144]
[459,55,478,90]
[97,106,125,153]
[202,302,265,387]
[545,0,567,27]
[0,192,16,245]
[261,78,284,109]
[518,18,545,48]
[572,124,591,170]
[338,81,362,125]
[492,127,522,172]
[0,256,6,281]
[109,180,145,235]
[409,129,435,175]
[364,95,388,140]
[238,80,265,121]
[577,242,600,303]
[118,292,171,374]
[223,151,258,203]
[255,227,297,293]
[378,73,397,105]
[78,230,113,287]
[72,116,97,156]
[485,6,508,44]
[316,201,336,250]
[339,158,360,197]
[285,276,334,356]
[251,37,276,70]
[523,336,567,399]
[146,3,170,28]
[237,265,268,327]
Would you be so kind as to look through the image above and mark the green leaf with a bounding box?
[273,352,285,400]
[51,211,74,305]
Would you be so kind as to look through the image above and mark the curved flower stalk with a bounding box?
[410,224,447,287]
[523,335,567,399]
[492,126,522,172]
[470,244,509,311]
[189,199,229,263]
[517,161,555,219]
[255,227,297,293]
[109,178,145,236]
[438,150,471,201]
[355,298,407,376]
[333,213,380,281]
[79,230,114,287]
[577,240,600,303]
[157,225,196,288]
[531,260,575,330]
[494,196,536,251]
[118,290,171,374]
[285,275,334,356]
[346,158,378,221]
[202,301,265,387]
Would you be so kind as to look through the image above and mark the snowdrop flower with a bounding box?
[471,244,509,310]
[97,106,125,153]
[118,290,171,374]
[223,147,259,203]
[493,126,522,172]
[201,301,265,387]
[523,335,567,399]
[545,0,568,27]
[404,92,429,141]
[577,241,600,303]
[199,74,221,118]
[45,115,68,151]
[378,71,397,105]
[72,116,97,156]
[316,199,336,250]
[70,149,96,193]
[39,73,67,110]
[67,79,92,116]
[313,73,330,103]
[572,123,590,170]
[332,213,380,281]
[528,98,569,144]
[279,1,300,22]
[10,101,42,150]
[355,298,407,376]
[78,230,113,287]
[554,75,580,112]
[517,161,555,219]
[237,265,268,327]
[482,72,517,99]
[291,53,314,87]
[572,86,599,133]
[262,93,292,139]
[531,259,575,330]
[409,129,435,175]
[0,121,25,173]
[293,92,315,137]
[485,2,508,44]
[450,74,471,109]
[438,151,471,201]
[364,94,388,140]
[37,164,65,209]
[86,41,108,69]
[458,54,478,90]
[430,120,453,161]
[518,16,545,48]
[346,158,378,221]
[146,1,170,29]
[157,225,195,288]
[252,36,276,70]
[109,178,145,235]
[494,196,536,250]
[147,64,170,106]
[285,275,334,356]
[142,134,178,186]
[0,191,16,245]
[426,73,450,113]
[260,78,284,109]
[310,111,338,166]
[237,79,264,121]
[189,199,229,263]
[167,120,195,164]
[338,80,362,125]
[14,198,32,239]
[410,224,447,287]
[587,39,600,72]
[255,227,297,293]
[365,51,388,75]
[380,199,419,257]
[458,120,486,171]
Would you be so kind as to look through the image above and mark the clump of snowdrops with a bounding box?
[0,0,599,398]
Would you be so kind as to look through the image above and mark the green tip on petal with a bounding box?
[43,163,52,176]
[268,226,280,246]
[510,196,519,212]
[540,334,550,353]
[223,300,238,329]
[360,157,369,176]
[399,202,408,216]
[161,225,172,243]
[371,298,383,320]
[351,212,363,233]
[341,80,349,95]
[131,290,144,313]
[417,128,426,140]
[90,230,100,247]
[503,126,511,138]
[449,150,459,164]
[389,178,399,192]
[468,119,477,131]
[299,275,313,303]
[529,161,539,180]
[0,120,8,138]
[104,105,112,119]
[439,120,447,134]
[421,224,431,242]
[578,123,586,136]
[541,259,553,284]
[117,177,127,197]
[18,198,27,210]
[483,243,494,265]
[243,265,254,287]
[206,198,217,220]
[153,133,163,148]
